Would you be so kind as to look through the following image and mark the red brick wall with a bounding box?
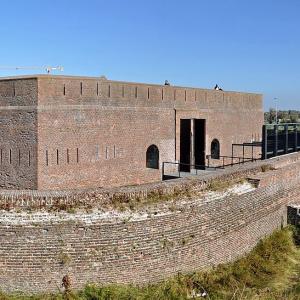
[0,78,38,189]
[0,162,299,293]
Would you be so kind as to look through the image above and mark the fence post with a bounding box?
[294,124,298,152]
[262,125,267,160]
[285,124,289,154]
[274,124,278,157]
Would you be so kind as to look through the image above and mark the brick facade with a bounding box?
[0,75,263,190]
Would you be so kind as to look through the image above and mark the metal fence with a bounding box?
[262,123,300,159]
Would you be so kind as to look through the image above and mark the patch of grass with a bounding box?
[206,178,246,192]
[260,164,276,173]
[2,227,300,300]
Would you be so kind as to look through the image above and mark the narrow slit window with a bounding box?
[9,149,12,164]
[135,86,138,98]
[80,82,83,95]
[18,149,21,166]
[76,148,79,163]
[122,86,125,97]
[113,145,116,158]
[67,149,69,164]
[46,150,48,166]
[28,150,31,166]
[63,84,66,96]
[162,89,164,100]
[1,149,2,165]
[96,83,99,96]
[147,88,150,99]
[185,90,187,101]
[174,89,176,100]
[108,85,111,97]
[56,149,59,165]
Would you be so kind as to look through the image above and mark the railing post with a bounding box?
[285,124,289,154]
[262,125,267,160]
[294,124,298,152]
[274,124,278,157]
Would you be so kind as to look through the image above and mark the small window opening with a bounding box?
[67,148,70,164]
[146,145,159,169]
[56,149,59,165]
[211,139,220,159]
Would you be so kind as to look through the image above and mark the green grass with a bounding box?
[1,227,300,300]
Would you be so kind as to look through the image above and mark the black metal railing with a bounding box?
[162,162,217,180]
[162,155,259,180]
[262,123,300,159]
[206,155,259,169]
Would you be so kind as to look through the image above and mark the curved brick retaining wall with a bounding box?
[0,153,300,293]
[0,179,300,293]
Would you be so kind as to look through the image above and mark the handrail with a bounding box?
[162,161,217,179]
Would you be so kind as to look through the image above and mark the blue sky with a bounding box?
[0,0,299,110]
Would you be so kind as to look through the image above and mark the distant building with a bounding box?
[0,75,263,190]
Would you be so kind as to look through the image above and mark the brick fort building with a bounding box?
[0,75,263,190]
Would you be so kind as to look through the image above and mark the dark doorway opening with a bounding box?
[180,119,191,171]
[194,119,206,169]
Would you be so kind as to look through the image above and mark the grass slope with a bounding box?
[1,227,300,300]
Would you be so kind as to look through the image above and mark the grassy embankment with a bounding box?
[1,226,300,300]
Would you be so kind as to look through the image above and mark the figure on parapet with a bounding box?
[214,84,223,91]
[164,80,170,86]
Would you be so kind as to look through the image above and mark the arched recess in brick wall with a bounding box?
[146,145,159,169]
[211,139,220,159]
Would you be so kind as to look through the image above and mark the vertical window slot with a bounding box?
[67,148,69,164]
[108,85,111,97]
[18,149,21,166]
[63,84,66,96]
[80,82,83,95]
[9,149,12,164]
[147,88,150,99]
[96,83,99,96]
[46,150,48,166]
[28,151,31,166]
[135,86,138,98]
[56,149,59,165]
[76,148,79,163]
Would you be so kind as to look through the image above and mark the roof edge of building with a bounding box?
[0,74,263,96]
